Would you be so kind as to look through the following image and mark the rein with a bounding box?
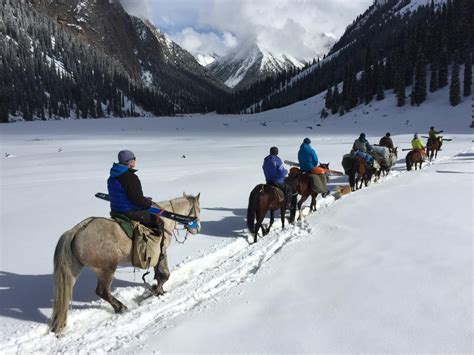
[169,199,198,244]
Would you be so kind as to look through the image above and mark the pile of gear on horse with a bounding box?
[341,132,398,190]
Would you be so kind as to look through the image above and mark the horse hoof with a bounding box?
[152,285,166,296]
[115,304,128,314]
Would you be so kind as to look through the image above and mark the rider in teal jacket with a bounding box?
[298,138,319,173]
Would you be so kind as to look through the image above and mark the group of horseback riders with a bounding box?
[262,138,331,208]
[108,127,443,231]
[261,126,444,208]
[410,126,443,160]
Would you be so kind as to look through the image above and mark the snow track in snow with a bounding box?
[3,221,316,353]
[1,153,455,353]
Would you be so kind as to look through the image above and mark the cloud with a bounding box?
[120,0,372,60]
[168,28,238,57]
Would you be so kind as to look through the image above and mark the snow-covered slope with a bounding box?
[208,43,307,89]
[0,83,471,352]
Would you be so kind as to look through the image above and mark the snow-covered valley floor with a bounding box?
[0,89,472,353]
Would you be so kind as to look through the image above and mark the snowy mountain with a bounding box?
[208,43,310,89]
[222,0,471,115]
[17,0,227,117]
[131,18,224,89]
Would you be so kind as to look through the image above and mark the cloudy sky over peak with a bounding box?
[120,0,372,60]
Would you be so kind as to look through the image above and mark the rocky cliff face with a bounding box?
[28,0,227,109]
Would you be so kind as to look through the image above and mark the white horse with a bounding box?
[50,193,201,335]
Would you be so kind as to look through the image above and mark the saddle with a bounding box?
[265,184,285,199]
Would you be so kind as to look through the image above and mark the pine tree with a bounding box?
[331,85,340,115]
[325,86,333,110]
[376,59,385,101]
[396,72,406,107]
[439,47,449,88]
[413,49,427,105]
[429,59,439,92]
[449,51,461,106]
[463,52,472,97]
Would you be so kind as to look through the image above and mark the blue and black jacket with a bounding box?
[262,155,287,184]
[107,163,152,213]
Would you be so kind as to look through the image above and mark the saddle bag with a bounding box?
[132,223,162,269]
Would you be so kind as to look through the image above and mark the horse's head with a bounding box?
[183,192,201,235]
[319,162,330,178]
[391,147,398,158]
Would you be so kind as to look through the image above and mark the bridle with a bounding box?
[168,197,200,244]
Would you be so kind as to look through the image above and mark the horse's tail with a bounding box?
[406,152,412,171]
[348,158,356,189]
[247,186,259,233]
[50,220,88,335]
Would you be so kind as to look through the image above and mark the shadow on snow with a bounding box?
[0,269,141,324]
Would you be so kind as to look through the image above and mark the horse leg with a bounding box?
[254,209,265,243]
[289,194,297,223]
[152,250,170,296]
[264,210,274,235]
[92,266,127,314]
[298,194,309,220]
[280,206,286,229]
[310,193,317,212]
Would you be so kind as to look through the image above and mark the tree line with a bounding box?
[219,0,473,115]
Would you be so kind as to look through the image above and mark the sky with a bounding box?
[120,0,373,60]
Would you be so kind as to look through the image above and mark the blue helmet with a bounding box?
[303,137,311,144]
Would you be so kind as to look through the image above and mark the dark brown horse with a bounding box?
[406,150,424,171]
[349,156,375,191]
[289,163,330,218]
[426,137,442,161]
[247,177,297,243]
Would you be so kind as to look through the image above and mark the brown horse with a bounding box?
[50,194,201,335]
[426,137,442,161]
[406,150,424,171]
[289,163,330,217]
[349,156,375,191]
[247,177,297,243]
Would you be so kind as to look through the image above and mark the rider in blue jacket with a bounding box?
[298,138,319,172]
[263,147,287,184]
[108,150,162,230]
[262,146,292,208]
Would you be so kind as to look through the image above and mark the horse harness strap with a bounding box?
[169,199,197,244]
